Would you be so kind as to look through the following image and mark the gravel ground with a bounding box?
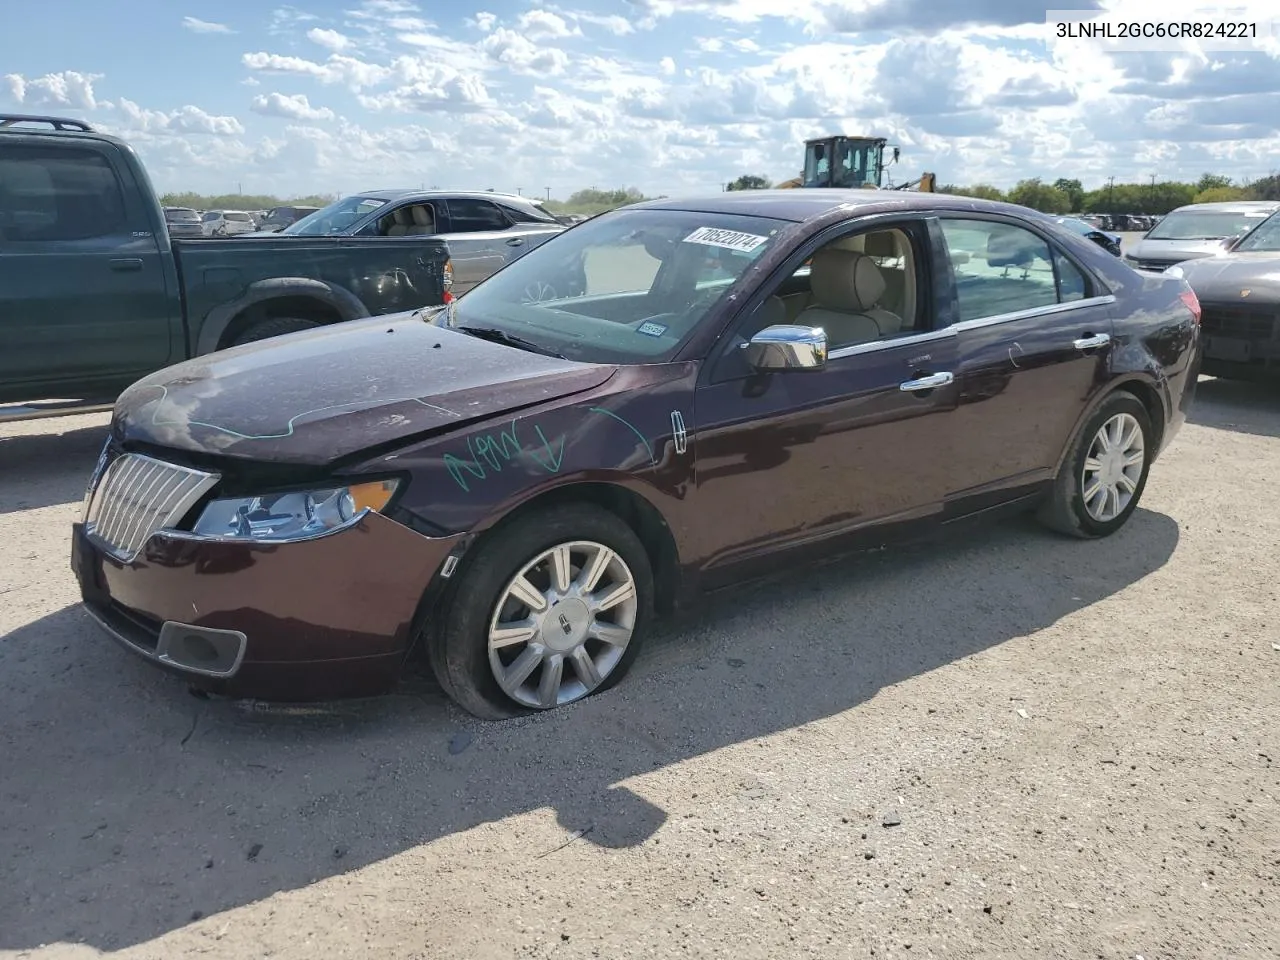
[2,375,1278,960]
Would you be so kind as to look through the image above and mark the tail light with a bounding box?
[1179,288,1201,325]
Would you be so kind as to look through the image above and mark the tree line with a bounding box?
[725,172,1280,215]
[159,192,338,210]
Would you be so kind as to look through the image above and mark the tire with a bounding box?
[427,504,655,720]
[1037,390,1154,539]
[228,317,322,347]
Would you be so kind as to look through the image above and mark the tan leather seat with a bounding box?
[794,249,903,347]
[384,208,412,236]
[405,205,436,235]
[863,231,906,319]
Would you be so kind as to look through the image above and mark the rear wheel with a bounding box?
[1038,391,1153,538]
[228,317,322,347]
[427,504,654,720]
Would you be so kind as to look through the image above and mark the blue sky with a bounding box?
[2,0,1278,200]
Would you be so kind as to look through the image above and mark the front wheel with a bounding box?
[227,317,322,347]
[1038,391,1154,538]
[427,504,654,720]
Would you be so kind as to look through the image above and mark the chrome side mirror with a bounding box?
[743,324,827,371]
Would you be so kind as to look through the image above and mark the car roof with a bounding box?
[1167,200,1280,213]
[354,189,544,207]
[629,188,1036,223]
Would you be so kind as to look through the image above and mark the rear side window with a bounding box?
[939,219,1062,322]
[447,198,510,231]
[0,145,127,242]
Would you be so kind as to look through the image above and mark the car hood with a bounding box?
[113,313,617,466]
[1128,237,1231,263]
[1174,252,1280,302]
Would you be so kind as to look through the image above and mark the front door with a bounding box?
[689,218,961,585]
[0,140,175,392]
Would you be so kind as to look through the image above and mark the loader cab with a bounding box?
[802,136,892,189]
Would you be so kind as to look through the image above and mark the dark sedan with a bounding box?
[1165,209,1280,380]
[1043,215,1122,256]
[73,190,1203,719]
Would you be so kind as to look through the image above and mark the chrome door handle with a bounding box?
[109,258,143,271]
[506,237,525,246]
[1073,333,1110,350]
[899,371,954,392]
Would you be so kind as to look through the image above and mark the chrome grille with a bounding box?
[85,453,220,562]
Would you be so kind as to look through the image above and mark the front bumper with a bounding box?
[72,513,463,701]
[1198,301,1280,379]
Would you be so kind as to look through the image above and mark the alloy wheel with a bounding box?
[1081,412,1145,523]
[487,540,638,709]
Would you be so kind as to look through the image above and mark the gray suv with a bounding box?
[1124,200,1280,271]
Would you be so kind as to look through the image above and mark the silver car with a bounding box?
[1124,200,1280,271]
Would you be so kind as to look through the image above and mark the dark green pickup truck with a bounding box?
[0,115,452,414]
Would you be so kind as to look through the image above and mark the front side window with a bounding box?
[448,199,510,232]
[442,209,790,363]
[0,145,126,241]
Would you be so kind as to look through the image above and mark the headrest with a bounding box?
[393,208,412,225]
[986,227,1036,266]
[411,205,434,226]
[863,231,898,258]
[809,249,886,312]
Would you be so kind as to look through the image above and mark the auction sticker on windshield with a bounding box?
[683,226,770,253]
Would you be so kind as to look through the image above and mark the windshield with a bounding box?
[226,212,252,222]
[202,211,220,222]
[283,196,388,235]
[165,208,198,222]
[1146,209,1273,240]
[440,208,791,364]
[1233,212,1280,252]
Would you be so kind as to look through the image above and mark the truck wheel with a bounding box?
[228,317,322,347]
[1037,391,1153,539]
[427,504,654,720]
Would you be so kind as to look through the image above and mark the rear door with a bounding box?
[0,140,176,390]
[929,215,1115,508]
[440,198,512,291]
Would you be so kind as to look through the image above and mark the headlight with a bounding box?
[191,479,399,542]
[1163,265,1184,279]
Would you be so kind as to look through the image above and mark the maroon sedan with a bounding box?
[73,190,1202,719]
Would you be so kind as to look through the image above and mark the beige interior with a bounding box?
[381,203,437,236]
[770,227,918,349]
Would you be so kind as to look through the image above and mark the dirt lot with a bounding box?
[1,376,1278,960]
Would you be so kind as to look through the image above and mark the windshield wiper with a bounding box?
[456,325,567,359]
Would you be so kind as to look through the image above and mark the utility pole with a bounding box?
[1106,175,1115,213]
[545,186,550,200]
[516,186,522,195]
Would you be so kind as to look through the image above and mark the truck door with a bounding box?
[0,140,176,391]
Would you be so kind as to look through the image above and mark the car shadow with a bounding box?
[1189,376,1280,439]
[0,508,1180,951]
[0,422,108,514]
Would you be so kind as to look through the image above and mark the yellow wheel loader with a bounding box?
[776,135,935,192]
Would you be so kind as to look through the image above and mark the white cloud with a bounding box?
[5,3,1280,199]
[517,10,582,40]
[3,70,101,110]
[251,92,336,121]
[307,28,352,51]
[182,16,234,34]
